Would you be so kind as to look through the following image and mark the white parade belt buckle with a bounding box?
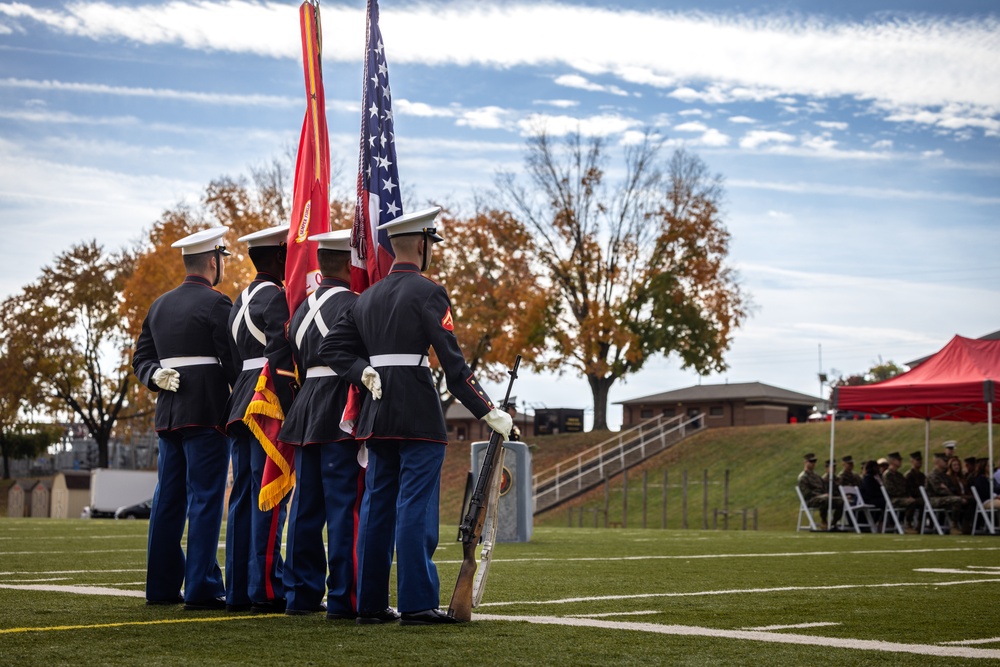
[160,356,221,369]
[369,353,429,367]
[242,357,267,371]
[306,366,337,378]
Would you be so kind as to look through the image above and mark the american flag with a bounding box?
[351,0,399,292]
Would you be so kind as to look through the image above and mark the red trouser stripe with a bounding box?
[264,507,279,600]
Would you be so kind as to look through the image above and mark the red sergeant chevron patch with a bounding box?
[441,307,454,331]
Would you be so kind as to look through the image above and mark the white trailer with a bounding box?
[84,469,158,518]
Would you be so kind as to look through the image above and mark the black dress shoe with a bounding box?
[285,602,327,616]
[251,599,287,614]
[326,610,358,621]
[226,603,252,612]
[399,608,462,626]
[356,608,400,625]
[146,595,184,606]
[183,597,227,611]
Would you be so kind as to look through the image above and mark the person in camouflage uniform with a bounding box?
[883,451,919,530]
[798,453,843,529]
[905,451,926,499]
[926,452,967,533]
[838,455,862,488]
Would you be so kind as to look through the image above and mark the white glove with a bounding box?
[152,368,180,392]
[361,366,382,400]
[483,408,513,442]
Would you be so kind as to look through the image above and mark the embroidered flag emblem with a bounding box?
[441,307,454,331]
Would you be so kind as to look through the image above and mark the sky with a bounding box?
[1,0,998,431]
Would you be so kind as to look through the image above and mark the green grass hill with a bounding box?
[441,419,996,532]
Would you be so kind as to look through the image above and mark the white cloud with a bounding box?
[677,109,705,117]
[5,1,999,129]
[698,128,730,147]
[456,106,510,129]
[881,102,1000,137]
[517,112,641,138]
[534,99,579,108]
[815,120,848,130]
[872,139,893,150]
[668,121,729,147]
[728,116,756,124]
[393,99,456,119]
[553,74,628,96]
[674,121,707,132]
[0,77,298,107]
[729,178,1000,205]
[739,130,795,149]
[0,108,140,126]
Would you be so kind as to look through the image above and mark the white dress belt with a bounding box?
[306,366,337,378]
[160,356,220,369]
[242,357,267,371]
[369,354,429,368]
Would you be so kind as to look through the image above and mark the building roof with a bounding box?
[59,471,91,490]
[906,329,1000,367]
[615,381,821,407]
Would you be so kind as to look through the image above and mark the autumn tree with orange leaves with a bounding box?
[496,131,749,430]
[427,207,556,414]
[0,241,139,468]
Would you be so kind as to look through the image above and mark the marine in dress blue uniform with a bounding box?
[279,229,364,618]
[223,226,298,613]
[132,227,238,610]
[319,207,512,625]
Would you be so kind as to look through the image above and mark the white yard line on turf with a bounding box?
[915,568,1000,575]
[0,583,144,597]
[941,638,1000,646]
[0,549,146,555]
[0,569,144,576]
[478,578,1000,607]
[742,622,841,631]
[567,610,661,618]
[473,614,1000,660]
[437,546,1000,564]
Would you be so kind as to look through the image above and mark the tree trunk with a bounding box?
[94,428,110,469]
[1,448,8,479]
[587,374,616,431]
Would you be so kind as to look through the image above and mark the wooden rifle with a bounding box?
[447,355,520,621]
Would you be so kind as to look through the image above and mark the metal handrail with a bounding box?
[532,413,681,489]
[532,414,701,508]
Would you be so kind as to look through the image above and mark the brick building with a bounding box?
[617,382,821,429]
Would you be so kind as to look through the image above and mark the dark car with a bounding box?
[114,499,153,520]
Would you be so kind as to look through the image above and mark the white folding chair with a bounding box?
[971,486,997,535]
[878,484,905,535]
[839,485,878,533]
[918,486,949,535]
[795,486,819,532]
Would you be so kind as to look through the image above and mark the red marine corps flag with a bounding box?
[246,0,331,511]
[350,0,400,292]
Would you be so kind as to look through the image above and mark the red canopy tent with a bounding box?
[828,336,999,529]
[835,335,1000,423]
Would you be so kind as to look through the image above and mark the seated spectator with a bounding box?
[797,453,844,530]
[964,456,978,487]
[971,458,997,510]
[927,453,968,534]
[993,464,1000,496]
[822,459,840,496]
[860,460,886,515]
[883,451,919,531]
[838,455,862,488]
[905,451,926,501]
[877,457,889,477]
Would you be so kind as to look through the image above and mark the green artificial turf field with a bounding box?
[1,518,998,665]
